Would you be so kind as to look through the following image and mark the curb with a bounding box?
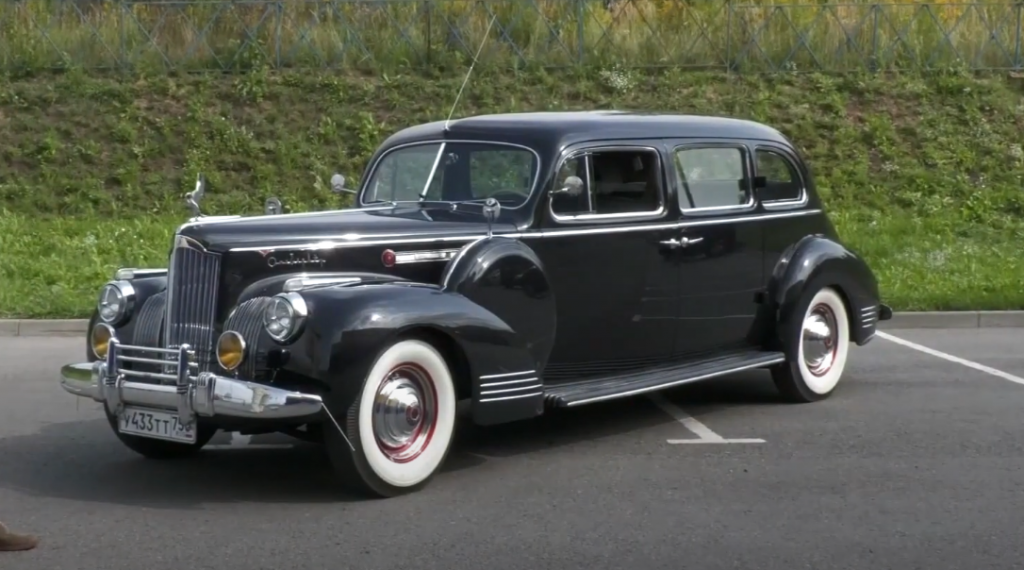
[2,311,1024,337]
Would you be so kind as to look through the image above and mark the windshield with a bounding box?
[361,141,539,208]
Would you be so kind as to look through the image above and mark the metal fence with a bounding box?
[1,1,1022,73]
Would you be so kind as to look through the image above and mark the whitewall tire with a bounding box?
[771,286,851,403]
[325,338,458,497]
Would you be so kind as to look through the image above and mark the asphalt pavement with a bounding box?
[2,328,1023,570]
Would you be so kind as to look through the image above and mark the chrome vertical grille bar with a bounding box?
[162,235,222,379]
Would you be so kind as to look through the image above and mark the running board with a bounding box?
[544,350,787,408]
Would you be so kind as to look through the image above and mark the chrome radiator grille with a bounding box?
[163,235,222,375]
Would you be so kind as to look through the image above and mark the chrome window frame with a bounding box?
[356,139,542,211]
[672,142,757,216]
[548,144,667,224]
[753,144,809,211]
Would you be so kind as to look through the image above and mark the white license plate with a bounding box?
[117,407,197,444]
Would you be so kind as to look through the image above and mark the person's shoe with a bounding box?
[0,522,39,552]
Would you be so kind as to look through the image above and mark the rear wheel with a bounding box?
[105,410,217,459]
[325,338,457,498]
[771,286,851,403]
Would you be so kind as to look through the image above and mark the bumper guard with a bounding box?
[60,337,324,426]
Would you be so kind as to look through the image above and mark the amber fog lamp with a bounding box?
[216,331,246,371]
[91,323,115,359]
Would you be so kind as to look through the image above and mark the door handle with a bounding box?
[659,236,704,249]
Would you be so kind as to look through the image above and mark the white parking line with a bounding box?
[878,331,1024,386]
[647,392,766,444]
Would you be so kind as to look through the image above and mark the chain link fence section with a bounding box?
[0,0,1021,73]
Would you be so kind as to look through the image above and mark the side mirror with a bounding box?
[753,175,767,189]
[551,175,584,197]
[331,173,357,195]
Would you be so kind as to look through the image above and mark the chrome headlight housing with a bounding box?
[96,280,135,325]
[263,292,308,344]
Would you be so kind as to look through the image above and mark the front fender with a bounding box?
[279,283,539,422]
[768,235,883,346]
[275,236,556,426]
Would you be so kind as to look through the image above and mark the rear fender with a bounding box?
[767,235,884,346]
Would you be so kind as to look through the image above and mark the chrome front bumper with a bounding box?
[59,338,323,425]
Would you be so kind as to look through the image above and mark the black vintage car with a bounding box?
[60,111,892,497]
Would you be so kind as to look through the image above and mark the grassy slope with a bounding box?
[1,66,1023,318]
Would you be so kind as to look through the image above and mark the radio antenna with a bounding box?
[444,13,497,131]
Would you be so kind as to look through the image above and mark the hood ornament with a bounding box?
[264,197,282,215]
[184,173,206,217]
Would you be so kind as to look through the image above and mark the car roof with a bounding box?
[379,111,793,150]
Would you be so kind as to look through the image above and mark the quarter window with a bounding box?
[551,148,663,218]
[755,149,802,203]
[674,146,751,210]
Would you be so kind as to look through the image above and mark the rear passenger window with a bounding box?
[674,147,751,210]
[755,149,803,203]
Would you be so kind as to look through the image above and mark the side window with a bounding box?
[674,146,751,210]
[755,149,803,203]
[551,148,663,218]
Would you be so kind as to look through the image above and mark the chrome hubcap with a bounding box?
[802,303,838,376]
[372,364,436,463]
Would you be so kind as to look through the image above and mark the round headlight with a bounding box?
[216,331,246,371]
[263,292,308,344]
[96,280,135,325]
[91,323,115,359]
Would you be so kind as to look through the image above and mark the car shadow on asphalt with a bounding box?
[0,371,786,509]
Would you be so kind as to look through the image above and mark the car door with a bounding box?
[529,141,680,383]
[664,139,765,358]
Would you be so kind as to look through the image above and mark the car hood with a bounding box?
[177,205,514,253]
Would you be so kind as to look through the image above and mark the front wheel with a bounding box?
[771,286,851,403]
[325,338,458,498]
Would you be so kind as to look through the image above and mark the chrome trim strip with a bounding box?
[480,376,542,388]
[283,276,362,292]
[114,268,168,280]
[178,206,395,231]
[357,139,543,212]
[228,209,823,253]
[549,145,668,223]
[478,391,544,403]
[480,384,543,396]
[478,370,537,380]
[232,233,484,253]
[393,248,461,265]
[564,356,787,407]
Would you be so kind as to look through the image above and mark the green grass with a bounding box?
[1,66,1023,317]
[1,1,1022,73]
